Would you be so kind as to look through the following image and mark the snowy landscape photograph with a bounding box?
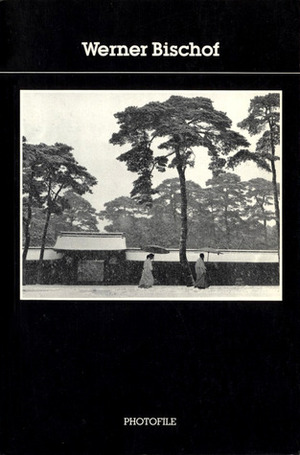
[21,90,282,300]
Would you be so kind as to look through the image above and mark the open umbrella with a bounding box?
[141,244,170,254]
[198,247,223,261]
[198,247,223,254]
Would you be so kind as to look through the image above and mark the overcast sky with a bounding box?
[21,90,281,219]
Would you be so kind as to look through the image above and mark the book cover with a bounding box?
[1,0,300,454]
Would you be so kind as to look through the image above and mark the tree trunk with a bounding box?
[262,220,267,245]
[268,118,280,250]
[22,206,32,263]
[261,205,268,245]
[176,164,195,286]
[209,206,217,245]
[23,208,31,285]
[270,158,280,249]
[22,173,35,263]
[224,206,230,247]
[37,208,52,283]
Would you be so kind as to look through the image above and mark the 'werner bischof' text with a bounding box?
[81,41,220,57]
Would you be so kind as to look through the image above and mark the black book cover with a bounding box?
[1,1,300,454]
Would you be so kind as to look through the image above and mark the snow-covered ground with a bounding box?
[21,285,282,301]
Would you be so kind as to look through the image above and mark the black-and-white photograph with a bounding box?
[21,90,282,301]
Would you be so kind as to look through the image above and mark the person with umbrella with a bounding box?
[194,253,209,289]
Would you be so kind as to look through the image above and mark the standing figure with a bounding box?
[194,253,209,289]
[138,254,155,288]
